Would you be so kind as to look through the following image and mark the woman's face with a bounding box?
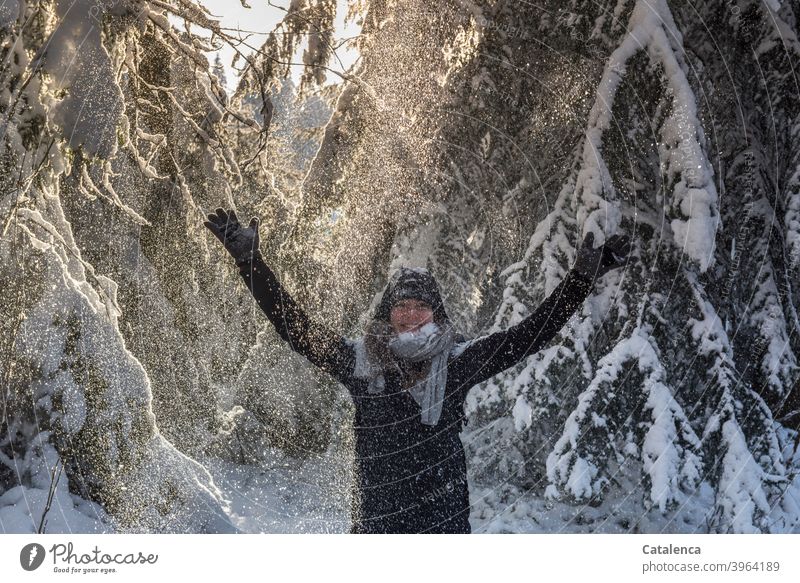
[390,299,434,334]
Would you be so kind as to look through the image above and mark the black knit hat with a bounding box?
[374,267,450,324]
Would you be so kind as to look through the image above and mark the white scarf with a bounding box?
[352,321,459,426]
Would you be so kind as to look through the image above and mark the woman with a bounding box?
[204,208,632,533]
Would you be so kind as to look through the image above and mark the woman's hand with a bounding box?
[573,231,633,282]
[204,208,261,265]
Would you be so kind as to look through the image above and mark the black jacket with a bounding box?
[237,253,594,533]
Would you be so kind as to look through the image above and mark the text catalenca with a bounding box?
[50,543,158,565]
[642,545,701,555]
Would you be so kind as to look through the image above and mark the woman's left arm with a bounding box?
[449,230,632,391]
[449,268,594,388]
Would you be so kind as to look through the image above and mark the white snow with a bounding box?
[716,418,772,533]
[38,0,127,158]
[785,164,800,268]
[686,272,788,532]
[0,441,110,534]
[546,329,702,512]
[6,181,236,533]
[512,395,533,432]
[576,0,719,272]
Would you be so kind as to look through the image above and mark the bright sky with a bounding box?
[198,0,361,92]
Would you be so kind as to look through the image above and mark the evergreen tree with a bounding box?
[0,0,267,532]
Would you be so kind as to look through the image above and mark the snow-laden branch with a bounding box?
[546,324,701,512]
[685,270,787,532]
[576,0,719,272]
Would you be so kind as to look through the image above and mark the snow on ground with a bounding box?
[469,478,717,534]
[198,450,354,534]
[0,484,111,534]
[3,432,799,534]
[0,442,111,534]
[4,467,799,534]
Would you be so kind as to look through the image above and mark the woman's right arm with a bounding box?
[237,251,356,386]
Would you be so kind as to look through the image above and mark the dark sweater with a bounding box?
[237,252,594,533]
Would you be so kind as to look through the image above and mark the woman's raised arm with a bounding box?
[205,208,355,385]
[449,268,594,389]
[237,251,355,384]
[449,231,632,393]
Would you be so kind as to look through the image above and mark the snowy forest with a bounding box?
[2,0,800,534]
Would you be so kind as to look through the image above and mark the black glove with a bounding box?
[573,231,633,282]
[204,208,261,265]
